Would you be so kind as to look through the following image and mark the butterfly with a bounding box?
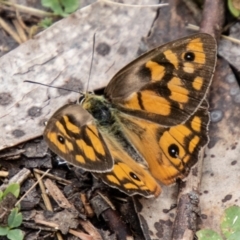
[44,33,217,198]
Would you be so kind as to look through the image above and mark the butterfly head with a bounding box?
[79,94,114,128]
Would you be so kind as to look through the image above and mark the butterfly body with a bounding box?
[44,33,217,198]
[81,94,136,159]
[82,93,149,169]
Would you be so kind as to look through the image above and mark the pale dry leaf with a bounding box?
[0,0,161,150]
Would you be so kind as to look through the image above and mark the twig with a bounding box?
[0,168,31,191]
[0,149,25,159]
[14,169,50,206]
[187,24,240,45]
[34,219,59,229]
[16,9,29,32]
[0,17,22,44]
[79,219,103,240]
[0,170,9,177]
[22,222,56,232]
[34,170,53,211]
[96,191,116,210]
[12,19,27,42]
[44,178,73,209]
[56,232,64,240]
[69,229,93,240]
[56,231,63,240]
[221,35,240,44]
[34,168,72,185]
[80,193,94,218]
[90,194,131,239]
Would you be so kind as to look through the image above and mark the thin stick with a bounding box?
[34,168,71,185]
[15,169,50,206]
[101,0,168,8]
[0,171,9,177]
[12,19,27,42]
[34,219,59,229]
[0,17,22,44]
[34,171,53,211]
[187,24,240,44]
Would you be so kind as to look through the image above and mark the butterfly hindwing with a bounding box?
[93,134,161,198]
[105,33,216,126]
[116,100,209,185]
[44,104,113,172]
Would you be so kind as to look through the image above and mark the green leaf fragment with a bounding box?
[41,0,79,16]
[3,183,20,198]
[60,0,79,13]
[7,208,23,229]
[228,0,240,17]
[7,229,24,240]
[196,229,222,240]
[41,0,64,15]
[39,18,53,28]
[221,206,240,238]
[0,226,9,236]
[226,231,240,240]
[0,190,3,201]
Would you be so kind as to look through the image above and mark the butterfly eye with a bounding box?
[184,52,195,62]
[78,95,86,105]
[168,144,179,158]
[57,135,65,144]
[130,172,141,181]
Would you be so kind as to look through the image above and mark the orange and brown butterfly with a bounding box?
[44,33,216,198]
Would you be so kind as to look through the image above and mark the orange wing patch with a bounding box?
[163,49,179,69]
[191,116,202,132]
[94,136,161,198]
[183,62,194,73]
[188,136,200,154]
[63,116,80,134]
[123,90,171,116]
[168,77,189,103]
[192,76,204,91]
[86,125,105,156]
[76,155,85,164]
[76,139,96,161]
[145,61,165,81]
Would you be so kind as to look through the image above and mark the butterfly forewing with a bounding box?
[44,104,113,172]
[105,33,216,126]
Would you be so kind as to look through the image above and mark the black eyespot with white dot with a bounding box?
[168,144,179,158]
[57,135,65,144]
[184,52,195,61]
[130,172,141,181]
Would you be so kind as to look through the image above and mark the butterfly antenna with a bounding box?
[86,33,96,93]
[24,80,83,94]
